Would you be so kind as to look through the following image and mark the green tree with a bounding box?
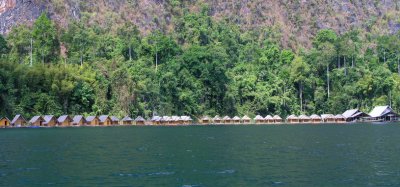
[32,13,59,64]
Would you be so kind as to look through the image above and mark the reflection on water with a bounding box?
[0,124,400,186]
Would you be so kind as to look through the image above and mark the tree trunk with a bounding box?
[299,82,303,112]
[129,44,132,61]
[327,64,330,98]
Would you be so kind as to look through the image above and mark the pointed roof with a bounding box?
[161,116,171,122]
[264,115,273,120]
[43,115,55,124]
[99,115,111,122]
[29,116,43,123]
[298,115,310,119]
[287,115,298,119]
[222,116,231,120]
[335,114,345,119]
[151,116,161,121]
[110,116,119,122]
[0,117,10,122]
[201,116,211,121]
[232,116,241,120]
[213,115,221,121]
[321,114,335,119]
[86,116,98,122]
[273,115,282,120]
[242,115,251,120]
[254,115,264,120]
[369,106,397,118]
[121,116,133,121]
[73,115,86,123]
[310,114,321,119]
[133,116,145,122]
[57,115,72,123]
[342,109,359,118]
[11,114,26,124]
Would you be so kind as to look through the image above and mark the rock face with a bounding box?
[0,0,399,48]
[0,0,43,33]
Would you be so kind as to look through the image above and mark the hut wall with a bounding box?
[135,121,144,125]
[0,119,9,127]
[59,121,71,126]
[13,118,26,126]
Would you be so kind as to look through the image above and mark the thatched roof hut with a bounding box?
[222,116,232,124]
[242,115,251,124]
[44,115,57,127]
[151,116,161,125]
[200,116,211,125]
[232,116,241,124]
[264,115,274,124]
[110,116,120,125]
[57,115,73,126]
[273,115,282,123]
[310,114,322,123]
[181,116,192,125]
[86,116,100,126]
[335,114,346,123]
[29,116,44,127]
[72,115,86,126]
[11,114,27,127]
[286,115,299,123]
[254,115,265,124]
[213,115,222,124]
[298,115,311,123]
[321,114,335,123]
[99,115,112,126]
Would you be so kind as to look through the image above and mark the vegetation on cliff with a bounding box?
[0,10,400,119]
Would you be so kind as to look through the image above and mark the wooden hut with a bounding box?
[120,116,132,125]
[321,114,336,123]
[161,116,171,125]
[264,115,274,124]
[110,116,120,125]
[213,115,222,125]
[335,114,346,123]
[170,116,181,125]
[151,116,161,125]
[29,116,44,127]
[11,114,27,127]
[232,116,241,124]
[43,115,57,127]
[0,117,11,128]
[286,115,299,124]
[132,116,144,125]
[254,115,265,124]
[242,115,251,124]
[57,115,73,127]
[310,114,322,124]
[99,115,112,126]
[222,116,233,124]
[273,115,283,123]
[298,115,311,123]
[72,115,86,126]
[366,106,399,122]
[342,109,369,122]
[200,116,211,125]
[181,116,192,125]
[86,116,99,126]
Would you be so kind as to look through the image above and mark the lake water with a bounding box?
[1,124,400,186]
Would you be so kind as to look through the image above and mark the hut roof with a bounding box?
[201,116,211,121]
[181,116,192,121]
[369,106,397,118]
[73,115,86,123]
[99,115,110,122]
[151,116,161,121]
[29,116,43,123]
[171,116,180,121]
[121,116,133,121]
[11,114,26,124]
[286,115,298,119]
[0,117,10,122]
[223,116,232,120]
[342,109,370,118]
[310,114,321,119]
[264,115,273,120]
[86,116,98,122]
[43,115,55,124]
[335,114,345,119]
[254,115,264,120]
[321,114,335,119]
[242,115,251,120]
[232,116,241,120]
[213,115,221,121]
[110,116,119,122]
[161,116,171,121]
[133,116,144,122]
[273,115,282,120]
[298,115,310,119]
[57,115,71,123]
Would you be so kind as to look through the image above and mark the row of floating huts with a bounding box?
[0,106,398,128]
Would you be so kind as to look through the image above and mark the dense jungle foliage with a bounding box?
[1,10,400,119]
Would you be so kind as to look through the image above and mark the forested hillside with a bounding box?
[0,4,400,119]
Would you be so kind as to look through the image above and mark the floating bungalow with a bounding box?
[366,106,399,122]
[273,115,283,123]
[29,116,44,127]
[264,115,274,124]
[0,117,11,128]
[133,116,144,125]
[242,115,251,124]
[110,116,120,125]
[213,115,222,125]
[180,116,192,125]
[232,116,241,124]
[310,114,322,123]
[151,116,161,125]
[321,114,336,123]
[161,116,171,125]
[286,115,299,123]
[254,115,265,124]
[86,116,100,126]
[299,115,311,123]
[57,115,73,126]
[335,114,346,123]
[43,115,57,127]
[11,114,27,127]
[99,115,112,126]
[170,116,181,125]
[222,116,233,124]
[200,116,211,125]
[72,115,86,126]
[342,109,369,122]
